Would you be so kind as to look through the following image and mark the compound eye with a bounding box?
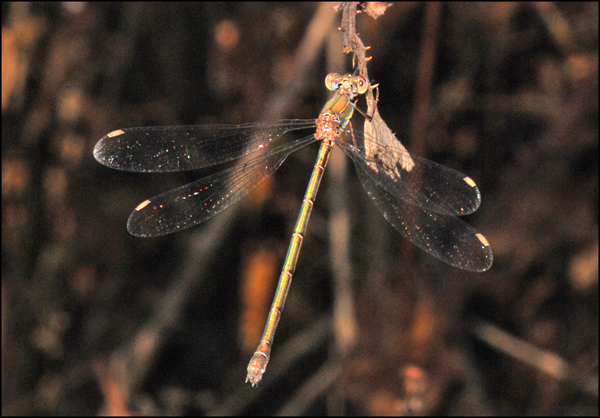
[354,75,368,94]
[325,73,342,91]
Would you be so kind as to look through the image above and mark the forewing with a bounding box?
[337,123,482,217]
[94,119,315,172]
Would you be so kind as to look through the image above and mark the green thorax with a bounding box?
[322,93,354,130]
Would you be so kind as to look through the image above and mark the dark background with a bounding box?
[2,2,597,415]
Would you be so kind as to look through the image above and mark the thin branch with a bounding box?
[472,319,598,397]
[261,2,338,121]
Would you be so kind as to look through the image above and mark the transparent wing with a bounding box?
[337,123,492,271]
[336,124,482,217]
[93,119,316,172]
[355,164,492,271]
[127,135,318,237]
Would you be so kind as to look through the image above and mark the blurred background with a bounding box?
[2,2,597,415]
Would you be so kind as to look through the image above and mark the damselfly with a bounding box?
[93,73,493,386]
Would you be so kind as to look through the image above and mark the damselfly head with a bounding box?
[325,73,368,98]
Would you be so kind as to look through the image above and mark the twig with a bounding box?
[410,2,442,156]
[277,359,343,415]
[261,3,339,121]
[107,207,238,399]
[472,319,598,396]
